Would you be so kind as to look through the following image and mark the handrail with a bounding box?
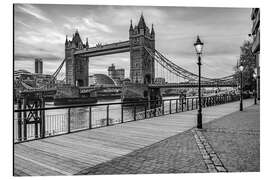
[14,94,234,112]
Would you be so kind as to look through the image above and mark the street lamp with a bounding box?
[239,64,244,111]
[194,35,204,129]
[253,69,257,105]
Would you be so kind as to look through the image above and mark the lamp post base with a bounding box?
[197,112,202,129]
[240,102,243,111]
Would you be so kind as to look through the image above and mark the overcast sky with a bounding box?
[14,4,252,79]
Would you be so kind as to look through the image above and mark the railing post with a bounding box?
[162,100,164,115]
[145,103,147,119]
[23,99,27,141]
[192,98,194,110]
[186,98,189,111]
[40,98,45,138]
[121,104,124,123]
[169,100,172,114]
[196,98,198,109]
[67,108,71,133]
[107,105,109,126]
[34,101,38,139]
[17,99,22,142]
[154,101,157,117]
[176,99,178,112]
[89,106,92,129]
[181,98,184,112]
[133,105,136,121]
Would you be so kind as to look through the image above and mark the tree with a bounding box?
[234,40,256,92]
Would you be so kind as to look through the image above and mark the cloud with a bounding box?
[16,4,52,23]
[14,5,252,79]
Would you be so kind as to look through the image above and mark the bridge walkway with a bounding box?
[14,99,253,176]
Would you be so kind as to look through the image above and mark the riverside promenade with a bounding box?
[14,99,258,176]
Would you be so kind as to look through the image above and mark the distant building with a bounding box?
[14,69,54,89]
[14,69,31,80]
[250,8,260,99]
[35,58,43,74]
[154,77,166,85]
[107,64,125,85]
[89,74,117,86]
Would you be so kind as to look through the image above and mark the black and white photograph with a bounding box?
[8,0,264,178]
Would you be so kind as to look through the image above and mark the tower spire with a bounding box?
[138,13,146,29]
[151,24,155,35]
[65,35,68,45]
[129,19,133,31]
[86,37,89,48]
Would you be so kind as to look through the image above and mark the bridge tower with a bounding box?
[65,30,89,86]
[129,14,155,84]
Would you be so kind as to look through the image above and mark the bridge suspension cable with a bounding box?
[144,46,235,84]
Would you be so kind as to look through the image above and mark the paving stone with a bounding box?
[204,159,213,165]
[74,104,259,175]
[216,166,227,172]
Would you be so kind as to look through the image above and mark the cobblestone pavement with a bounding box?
[76,104,259,175]
[202,104,260,172]
[192,129,227,172]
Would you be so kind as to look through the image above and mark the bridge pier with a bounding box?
[121,83,161,108]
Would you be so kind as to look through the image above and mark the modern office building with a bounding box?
[251,8,260,99]
[35,58,43,74]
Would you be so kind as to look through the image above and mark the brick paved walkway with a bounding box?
[77,103,260,175]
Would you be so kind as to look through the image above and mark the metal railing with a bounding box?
[14,94,240,143]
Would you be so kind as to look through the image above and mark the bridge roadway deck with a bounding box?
[14,99,254,176]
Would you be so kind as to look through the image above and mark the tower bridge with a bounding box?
[17,14,237,102]
[63,14,236,101]
[65,14,155,88]
[73,40,130,57]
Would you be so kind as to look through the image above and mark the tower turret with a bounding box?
[129,19,133,33]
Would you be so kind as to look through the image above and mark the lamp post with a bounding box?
[239,64,244,111]
[253,69,257,105]
[194,35,204,129]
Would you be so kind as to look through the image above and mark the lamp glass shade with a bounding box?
[253,73,257,78]
[239,65,244,71]
[254,67,257,74]
[194,36,204,54]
